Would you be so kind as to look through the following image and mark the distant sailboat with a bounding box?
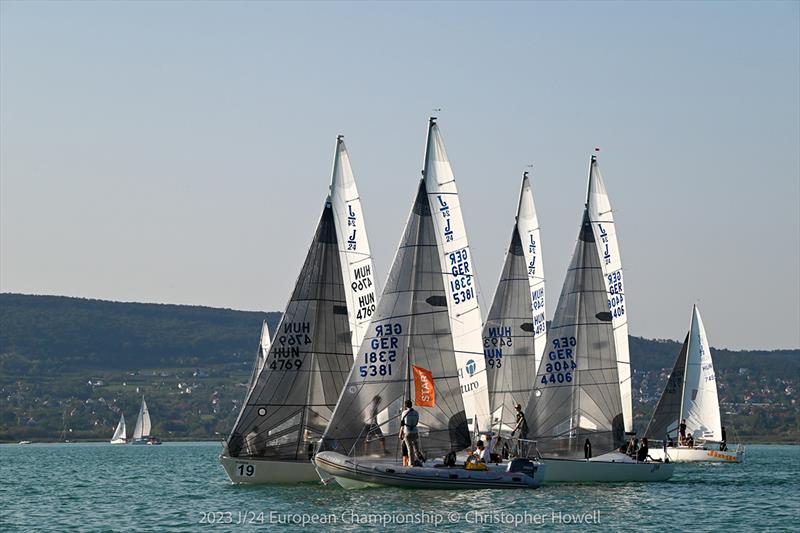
[219,135,377,484]
[523,155,673,482]
[130,397,160,445]
[110,413,127,444]
[247,320,272,392]
[645,306,744,462]
[483,171,547,435]
[313,118,530,490]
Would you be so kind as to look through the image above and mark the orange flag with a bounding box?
[412,365,435,407]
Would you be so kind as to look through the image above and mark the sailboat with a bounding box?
[483,171,547,436]
[110,413,127,444]
[314,118,540,490]
[219,135,377,484]
[645,306,744,462]
[521,154,673,482]
[130,397,160,445]
[246,320,272,393]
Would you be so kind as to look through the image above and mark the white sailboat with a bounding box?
[219,135,377,484]
[522,154,673,482]
[246,320,272,393]
[130,397,160,445]
[645,306,744,462]
[313,118,540,490]
[110,413,127,444]
[483,171,547,435]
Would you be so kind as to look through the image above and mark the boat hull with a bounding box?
[314,451,543,490]
[648,446,743,463]
[219,455,320,484]
[534,457,675,482]
[110,439,127,445]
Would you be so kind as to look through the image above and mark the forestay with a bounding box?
[226,203,353,461]
[321,180,472,460]
[644,333,689,440]
[586,156,632,433]
[483,172,547,433]
[680,306,722,441]
[329,136,377,356]
[423,118,491,432]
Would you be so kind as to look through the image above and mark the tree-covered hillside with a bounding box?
[0,293,797,442]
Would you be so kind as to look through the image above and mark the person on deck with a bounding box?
[399,400,421,466]
[679,419,687,445]
[720,426,728,451]
[584,438,592,460]
[363,395,387,456]
[510,404,529,455]
[636,438,651,462]
[686,433,694,448]
[473,440,489,463]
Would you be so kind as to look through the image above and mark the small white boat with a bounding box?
[644,306,744,463]
[129,397,161,445]
[18,440,32,445]
[110,413,127,444]
[315,451,543,489]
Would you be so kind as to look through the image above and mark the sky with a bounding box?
[1,1,798,350]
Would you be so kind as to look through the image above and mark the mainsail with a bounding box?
[526,156,627,457]
[226,201,354,460]
[329,136,377,356]
[422,118,491,432]
[320,179,472,460]
[586,156,632,433]
[132,398,151,440]
[483,172,547,433]
[111,413,126,442]
[644,333,689,440]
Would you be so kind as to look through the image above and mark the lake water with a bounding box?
[1,443,797,531]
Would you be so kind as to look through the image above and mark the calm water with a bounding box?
[1,442,797,532]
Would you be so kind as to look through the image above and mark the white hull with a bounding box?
[648,446,744,463]
[314,451,543,490]
[110,438,127,445]
[219,455,320,484]
[537,457,675,482]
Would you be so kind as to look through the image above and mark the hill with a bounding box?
[0,293,797,442]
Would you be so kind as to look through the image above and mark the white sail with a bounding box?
[132,398,151,440]
[248,320,272,391]
[329,136,377,357]
[680,305,722,441]
[111,413,126,442]
[586,156,632,433]
[423,118,491,432]
[483,172,547,433]
[517,172,547,372]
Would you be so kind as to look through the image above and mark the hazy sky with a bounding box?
[1,1,798,350]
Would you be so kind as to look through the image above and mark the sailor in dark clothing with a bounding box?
[584,438,592,460]
[720,426,728,451]
[510,404,529,456]
[636,438,650,462]
[679,419,687,444]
